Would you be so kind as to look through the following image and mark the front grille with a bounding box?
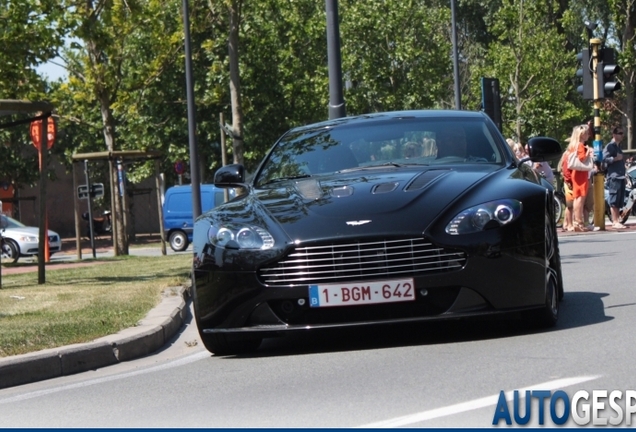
[258,238,466,286]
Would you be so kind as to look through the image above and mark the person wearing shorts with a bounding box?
[561,152,574,231]
[604,127,627,229]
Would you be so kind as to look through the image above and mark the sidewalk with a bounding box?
[0,285,190,390]
[1,233,168,275]
[557,217,636,236]
[58,232,166,257]
[0,233,189,390]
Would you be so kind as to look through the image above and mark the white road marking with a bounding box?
[0,351,210,405]
[360,375,600,428]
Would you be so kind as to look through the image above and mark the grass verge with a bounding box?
[0,254,191,357]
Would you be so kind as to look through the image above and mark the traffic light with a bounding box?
[576,49,593,100]
[481,77,502,131]
[598,47,621,98]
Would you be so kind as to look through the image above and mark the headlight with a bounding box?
[445,199,522,235]
[18,235,38,242]
[207,224,275,250]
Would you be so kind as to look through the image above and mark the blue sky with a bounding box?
[37,61,68,81]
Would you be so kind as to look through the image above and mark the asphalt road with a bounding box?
[1,230,635,427]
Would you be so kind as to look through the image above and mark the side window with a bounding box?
[214,191,225,207]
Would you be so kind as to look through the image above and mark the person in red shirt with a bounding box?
[559,150,574,231]
[565,124,593,231]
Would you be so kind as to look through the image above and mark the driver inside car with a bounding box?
[435,127,468,159]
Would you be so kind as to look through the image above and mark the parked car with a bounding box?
[162,184,232,252]
[191,110,564,355]
[0,215,62,263]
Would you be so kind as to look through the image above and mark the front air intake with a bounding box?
[258,238,466,286]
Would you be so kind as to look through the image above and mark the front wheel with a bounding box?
[201,333,262,356]
[168,230,189,252]
[532,269,559,328]
[553,192,565,227]
[1,239,19,263]
[527,213,561,327]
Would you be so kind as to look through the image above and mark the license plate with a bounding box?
[308,278,415,308]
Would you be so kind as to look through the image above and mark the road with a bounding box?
[0,230,635,427]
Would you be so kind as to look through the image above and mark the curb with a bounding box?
[557,220,636,236]
[0,286,190,390]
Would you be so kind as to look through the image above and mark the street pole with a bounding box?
[85,159,96,258]
[450,0,461,110]
[182,0,202,219]
[326,0,346,119]
[590,38,605,231]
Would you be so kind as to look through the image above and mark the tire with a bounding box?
[530,213,560,327]
[1,239,19,264]
[168,230,189,252]
[201,333,262,356]
[553,193,564,227]
[533,269,559,328]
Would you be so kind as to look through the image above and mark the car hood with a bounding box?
[3,226,59,239]
[236,167,499,242]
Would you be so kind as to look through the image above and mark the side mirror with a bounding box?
[0,215,8,229]
[526,137,563,162]
[214,164,246,188]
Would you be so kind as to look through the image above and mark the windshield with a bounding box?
[255,117,504,186]
[0,215,27,229]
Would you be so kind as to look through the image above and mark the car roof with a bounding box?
[287,110,489,134]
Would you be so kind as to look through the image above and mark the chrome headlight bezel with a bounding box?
[445,199,523,235]
[207,223,275,250]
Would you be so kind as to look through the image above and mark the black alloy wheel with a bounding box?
[553,192,565,227]
[532,212,560,327]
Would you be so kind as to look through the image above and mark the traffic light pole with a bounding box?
[590,38,606,231]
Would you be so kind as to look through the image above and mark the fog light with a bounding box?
[281,301,294,314]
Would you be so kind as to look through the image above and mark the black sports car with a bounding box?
[191,110,564,355]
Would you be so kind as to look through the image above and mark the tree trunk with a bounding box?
[98,96,128,256]
[228,0,244,165]
[87,38,128,255]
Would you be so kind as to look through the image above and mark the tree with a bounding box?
[471,0,580,143]
[52,0,184,255]
[0,0,66,193]
[606,0,636,150]
[339,0,453,113]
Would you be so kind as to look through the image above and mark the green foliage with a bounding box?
[0,254,190,357]
[468,0,585,143]
[340,0,453,113]
[3,0,634,189]
[0,0,67,188]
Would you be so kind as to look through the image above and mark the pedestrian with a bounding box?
[603,126,627,229]
[526,143,555,185]
[506,138,516,151]
[583,127,596,230]
[566,124,593,232]
[557,146,574,232]
[583,168,597,230]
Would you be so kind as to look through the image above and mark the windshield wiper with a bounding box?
[261,174,312,185]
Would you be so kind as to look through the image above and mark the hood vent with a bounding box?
[372,182,399,194]
[405,170,448,191]
[330,185,354,198]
